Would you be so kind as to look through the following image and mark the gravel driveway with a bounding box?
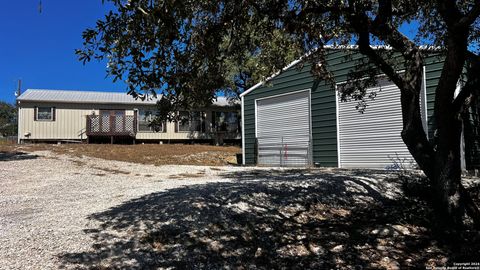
[0,151,245,269]
[2,151,478,269]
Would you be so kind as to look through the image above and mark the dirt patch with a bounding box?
[93,166,131,175]
[0,143,240,166]
[169,170,207,179]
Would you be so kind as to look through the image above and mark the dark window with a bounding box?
[177,111,205,132]
[36,107,54,121]
[178,111,190,132]
[212,111,238,133]
[138,110,165,132]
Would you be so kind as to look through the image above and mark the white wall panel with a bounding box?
[337,78,425,169]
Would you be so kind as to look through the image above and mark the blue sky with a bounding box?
[0,1,124,104]
[0,1,424,105]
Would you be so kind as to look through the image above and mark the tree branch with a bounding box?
[458,2,480,27]
[373,0,392,26]
[357,31,404,88]
[436,0,463,28]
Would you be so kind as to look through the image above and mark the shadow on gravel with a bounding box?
[0,151,39,161]
[57,169,480,269]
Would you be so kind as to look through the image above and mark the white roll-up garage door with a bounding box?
[256,90,311,166]
[337,78,424,169]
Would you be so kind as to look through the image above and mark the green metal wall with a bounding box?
[424,53,444,139]
[463,56,480,169]
[423,53,480,169]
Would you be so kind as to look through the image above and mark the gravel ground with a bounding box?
[0,151,246,270]
[2,151,478,269]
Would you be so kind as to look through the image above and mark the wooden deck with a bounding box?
[86,111,137,139]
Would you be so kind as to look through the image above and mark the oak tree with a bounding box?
[77,0,480,230]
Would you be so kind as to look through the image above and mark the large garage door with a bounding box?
[337,78,424,169]
[256,90,311,166]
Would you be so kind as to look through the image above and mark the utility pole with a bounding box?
[15,79,21,144]
[15,79,22,98]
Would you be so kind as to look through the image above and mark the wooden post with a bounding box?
[111,136,114,144]
[133,110,138,134]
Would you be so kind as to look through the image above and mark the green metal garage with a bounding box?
[240,48,480,170]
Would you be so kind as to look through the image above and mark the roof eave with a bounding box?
[16,99,157,105]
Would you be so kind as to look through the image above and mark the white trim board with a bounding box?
[335,84,341,168]
[241,96,246,165]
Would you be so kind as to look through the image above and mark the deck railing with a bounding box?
[86,114,137,137]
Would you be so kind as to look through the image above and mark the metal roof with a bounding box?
[17,89,234,107]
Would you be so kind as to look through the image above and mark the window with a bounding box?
[177,111,190,132]
[35,107,55,121]
[225,112,239,133]
[177,111,205,132]
[212,111,239,133]
[138,109,165,132]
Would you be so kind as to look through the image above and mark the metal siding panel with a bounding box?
[256,91,311,166]
[338,78,415,169]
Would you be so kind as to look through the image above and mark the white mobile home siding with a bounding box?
[18,102,239,141]
[18,103,133,140]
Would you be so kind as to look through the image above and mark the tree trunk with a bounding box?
[348,0,480,230]
[431,116,465,229]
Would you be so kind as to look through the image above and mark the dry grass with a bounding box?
[0,142,240,166]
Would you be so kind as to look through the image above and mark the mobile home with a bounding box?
[17,89,240,144]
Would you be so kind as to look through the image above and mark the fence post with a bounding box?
[254,138,258,165]
[309,137,313,167]
[280,137,283,167]
[307,139,311,167]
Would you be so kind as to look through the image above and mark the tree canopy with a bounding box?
[78,1,479,102]
[0,102,16,137]
[79,0,480,229]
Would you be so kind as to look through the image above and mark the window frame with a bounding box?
[137,109,166,133]
[212,111,239,133]
[176,111,205,133]
[35,106,55,121]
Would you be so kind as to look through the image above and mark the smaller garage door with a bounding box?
[256,90,311,166]
[337,78,424,169]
